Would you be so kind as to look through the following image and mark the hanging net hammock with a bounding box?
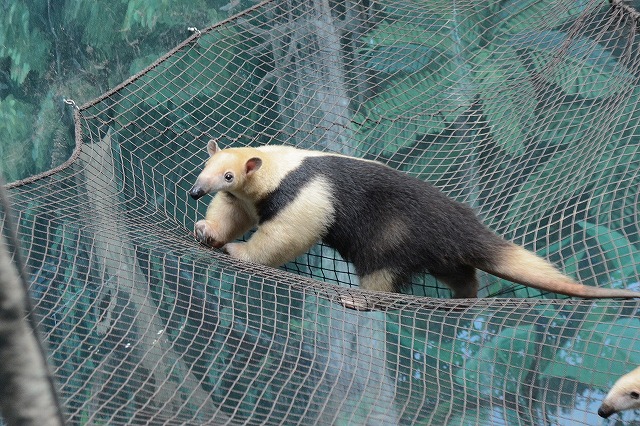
[3,0,640,424]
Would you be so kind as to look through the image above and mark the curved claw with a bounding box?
[194,220,225,248]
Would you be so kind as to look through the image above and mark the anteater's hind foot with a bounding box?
[338,293,378,311]
[339,268,401,310]
[432,265,479,298]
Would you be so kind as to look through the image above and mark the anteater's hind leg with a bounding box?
[341,268,401,311]
[432,265,479,298]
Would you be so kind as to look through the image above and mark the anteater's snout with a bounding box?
[189,186,206,200]
[597,404,613,419]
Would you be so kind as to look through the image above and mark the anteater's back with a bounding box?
[292,155,509,281]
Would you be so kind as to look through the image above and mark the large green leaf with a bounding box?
[503,99,617,231]
[365,44,439,74]
[392,136,478,187]
[585,142,640,242]
[0,2,51,83]
[147,28,240,104]
[505,152,577,232]
[352,113,447,156]
[353,53,474,155]
[493,0,606,34]
[375,3,487,52]
[542,317,640,387]
[537,102,599,146]
[122,0,218,32]
[474,48,536,156]
[363,20,450,51]
[578,221,640,281]
[508,30,634,99]
[0,96,36,182]
[63,2,125,56]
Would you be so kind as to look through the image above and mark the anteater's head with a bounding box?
[189,139,262,200]
[599,366,640,418]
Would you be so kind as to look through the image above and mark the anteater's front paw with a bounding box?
[222,242,249,261]
[194,220,225,248]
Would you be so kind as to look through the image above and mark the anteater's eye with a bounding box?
[224,172,234,182]
[631,391,639,399]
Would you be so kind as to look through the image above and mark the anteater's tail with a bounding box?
[476,243,638,298]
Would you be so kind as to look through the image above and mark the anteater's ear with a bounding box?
[207,139,220,157]
[245,157,262,176]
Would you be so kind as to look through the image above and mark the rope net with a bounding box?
[3,0,640,424]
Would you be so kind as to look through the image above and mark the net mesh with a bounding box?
[3,0,640,424]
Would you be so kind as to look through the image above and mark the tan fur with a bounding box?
[378,217,410,253]
[360,269,397,293]
[195,192,257,248]
[224,177,335,266]
[483,244,639,298]
[599,366,640,418]
[340,269,397,310]
[233,145,325,201]
[191,142,326,199]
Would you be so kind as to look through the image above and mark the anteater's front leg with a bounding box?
[224,180,334,266]
[195,192,256,248]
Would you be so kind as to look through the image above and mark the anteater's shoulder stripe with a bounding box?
[256,151,333,223]
[252,146,389,223]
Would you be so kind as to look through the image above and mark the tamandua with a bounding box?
[188,139,638,309]
[599,366,640,418]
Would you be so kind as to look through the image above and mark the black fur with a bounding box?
[257,155,509,291]
[256,164,315,224]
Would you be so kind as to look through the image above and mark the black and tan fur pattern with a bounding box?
[189,140,638,309]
